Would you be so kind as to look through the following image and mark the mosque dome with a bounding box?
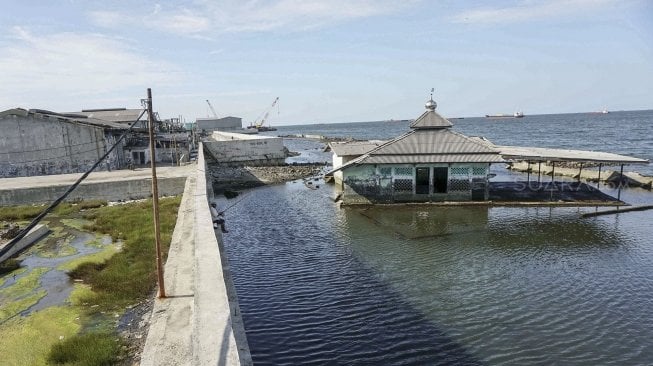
[425,97,437,111]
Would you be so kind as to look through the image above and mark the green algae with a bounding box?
[0,267,27,287]
[57,244,120,272]
[0,268,50,323]
[0,306,81,366]
[61,218,94,232]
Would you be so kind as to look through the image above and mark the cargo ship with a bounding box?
[485,111,524,118]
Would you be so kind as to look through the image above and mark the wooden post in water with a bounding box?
[147,88,166,299]
[597,163,602,189]
[617,164,624,201]
[527,161,531,183]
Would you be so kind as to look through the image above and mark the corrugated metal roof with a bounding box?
[363,154,505,164]
[0,108,128,130]
[328,140,386,156]
[497,145,649,165]
[73,109,144,123]
[371,129,499,155]
[325,128,505,175]
[410,110,453,129]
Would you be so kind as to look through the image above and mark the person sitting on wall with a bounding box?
[210,202,228,233]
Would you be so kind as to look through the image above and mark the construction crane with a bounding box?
[249,97,279,131]
[206,99,218,118]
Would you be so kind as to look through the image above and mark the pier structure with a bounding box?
[326,98,649,206]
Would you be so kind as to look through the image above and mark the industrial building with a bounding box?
[196,116,243,133]
[0,106,192,177]
[203,131,286,166]
[0,108,128,177]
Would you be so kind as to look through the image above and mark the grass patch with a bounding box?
[70,197,181,310]
[0,204,45,221]
[0,306,80,366]
[0,268,50,321]
[57,244,120,272]
[60,218,94,231]
[0,267,26,287]
[53,200,107,217]
[0,267,49,301]
[0,290,46,323]
[47,331,124,365]
[0,258,21,277]
[1,197,180,365]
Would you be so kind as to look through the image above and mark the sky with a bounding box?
[0,0,652,125]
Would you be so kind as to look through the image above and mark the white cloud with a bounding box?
[0,27,182,110]
[451,0,620,24]
[88,0,416,35]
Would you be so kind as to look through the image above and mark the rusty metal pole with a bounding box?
[147,88,166,298]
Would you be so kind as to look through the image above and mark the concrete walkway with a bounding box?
[141,147,251,365]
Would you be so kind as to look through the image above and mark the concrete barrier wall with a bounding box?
[141,143,250,365]
[204,131,285,165]
[0,177,187,206]
[193,143,251,365]
[0,224,49,263]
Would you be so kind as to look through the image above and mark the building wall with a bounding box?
[341,163,490,204]
[0,114,124,177]
[196,117,242,131]
[203,131,286,166]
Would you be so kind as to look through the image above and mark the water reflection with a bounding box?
[339,203,653,365]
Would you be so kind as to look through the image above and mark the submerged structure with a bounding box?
[328,97,649,205]
[329,97,505,204]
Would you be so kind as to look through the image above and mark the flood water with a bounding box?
[219,178,653,365]
[223,110,653,365]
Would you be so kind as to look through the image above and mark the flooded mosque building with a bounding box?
[328,96,649,205]
[328,96,505,204]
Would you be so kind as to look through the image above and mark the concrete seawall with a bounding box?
[141,143,251,365]
[0,166,192,206]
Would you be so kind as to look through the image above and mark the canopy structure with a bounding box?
[496,145,649,165]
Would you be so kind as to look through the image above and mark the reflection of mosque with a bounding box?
[345,205,622,249]
[352,206,490,240]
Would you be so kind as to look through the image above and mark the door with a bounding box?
[416,167,430,194]
[433,167,448,193]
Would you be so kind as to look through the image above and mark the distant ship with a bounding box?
[485,111,524,119]
[589,108,609,115]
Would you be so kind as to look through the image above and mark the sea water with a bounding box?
[223,110,653,365]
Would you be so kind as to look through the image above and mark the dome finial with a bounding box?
[425,87,437,111]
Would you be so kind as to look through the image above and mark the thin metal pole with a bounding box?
[597,163,602,189]
[578,163,583,183]
[527,161,531,183]
[538,161,541,184]
[148,88,166,299]
[551,162,555,184]
[618,164,624,201]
